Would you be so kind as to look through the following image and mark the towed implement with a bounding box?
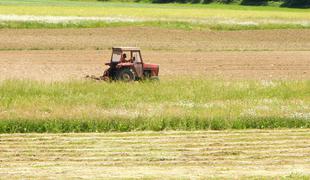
[87,47,159,81]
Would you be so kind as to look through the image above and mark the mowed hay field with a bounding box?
[1,130,309,179]
[0,28,310,81]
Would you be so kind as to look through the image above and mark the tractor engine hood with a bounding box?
[143,63,159,76]
[143,63,159,70]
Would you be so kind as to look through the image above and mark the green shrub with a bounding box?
[151,0,175,3]
[281,0,310,8]
[241,0,268,6]
[152,0,236,3]
[191,0,201,3]
[202,0,213,3]
[218,0,234,3]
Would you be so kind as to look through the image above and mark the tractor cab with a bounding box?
[103,47,159,81]
[110,47,142,64]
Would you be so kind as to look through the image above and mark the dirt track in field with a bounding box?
[0,27,309,81]
[0,130,309,179]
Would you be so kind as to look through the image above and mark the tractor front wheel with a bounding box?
[117,68,135,82]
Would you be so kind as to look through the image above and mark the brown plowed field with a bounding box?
[0,28,309,81]
[0,50,309,81]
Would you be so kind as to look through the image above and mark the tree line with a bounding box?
[150,0,310,8]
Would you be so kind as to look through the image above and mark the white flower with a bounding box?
[260,80,277,88]
[0,15,143,23]
[290,112,310,120]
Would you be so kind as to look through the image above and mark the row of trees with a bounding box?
[150,0,310,8]
[282,0,310,7]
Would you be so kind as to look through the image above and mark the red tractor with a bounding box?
[98,47,159,81]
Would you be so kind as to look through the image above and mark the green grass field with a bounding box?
[0,0,309,30]
[0,79,309,133]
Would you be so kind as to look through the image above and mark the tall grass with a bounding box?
[0,117,308,133]
[0,79,309,133]
[0,21,308,30]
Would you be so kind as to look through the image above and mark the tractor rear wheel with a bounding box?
[117,68,135,82]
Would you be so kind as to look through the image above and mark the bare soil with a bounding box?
[0,27,309,80]
[0,28,310,51]
[0,50,309,81]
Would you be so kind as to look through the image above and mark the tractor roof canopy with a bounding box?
[110,47,143,63]
[112,47,140,52]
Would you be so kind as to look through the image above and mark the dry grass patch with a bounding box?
[0,130,309,179]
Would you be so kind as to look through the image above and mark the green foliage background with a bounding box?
[148,0,310,8]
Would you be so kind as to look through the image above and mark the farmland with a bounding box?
[0,130,309,179]
[0,28,309,179]
[0,0,310,178]
[0,28,309,81]
[0,0,309,30]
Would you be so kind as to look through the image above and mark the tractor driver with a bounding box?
[120,53,129,63]
[131,56,136,63]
